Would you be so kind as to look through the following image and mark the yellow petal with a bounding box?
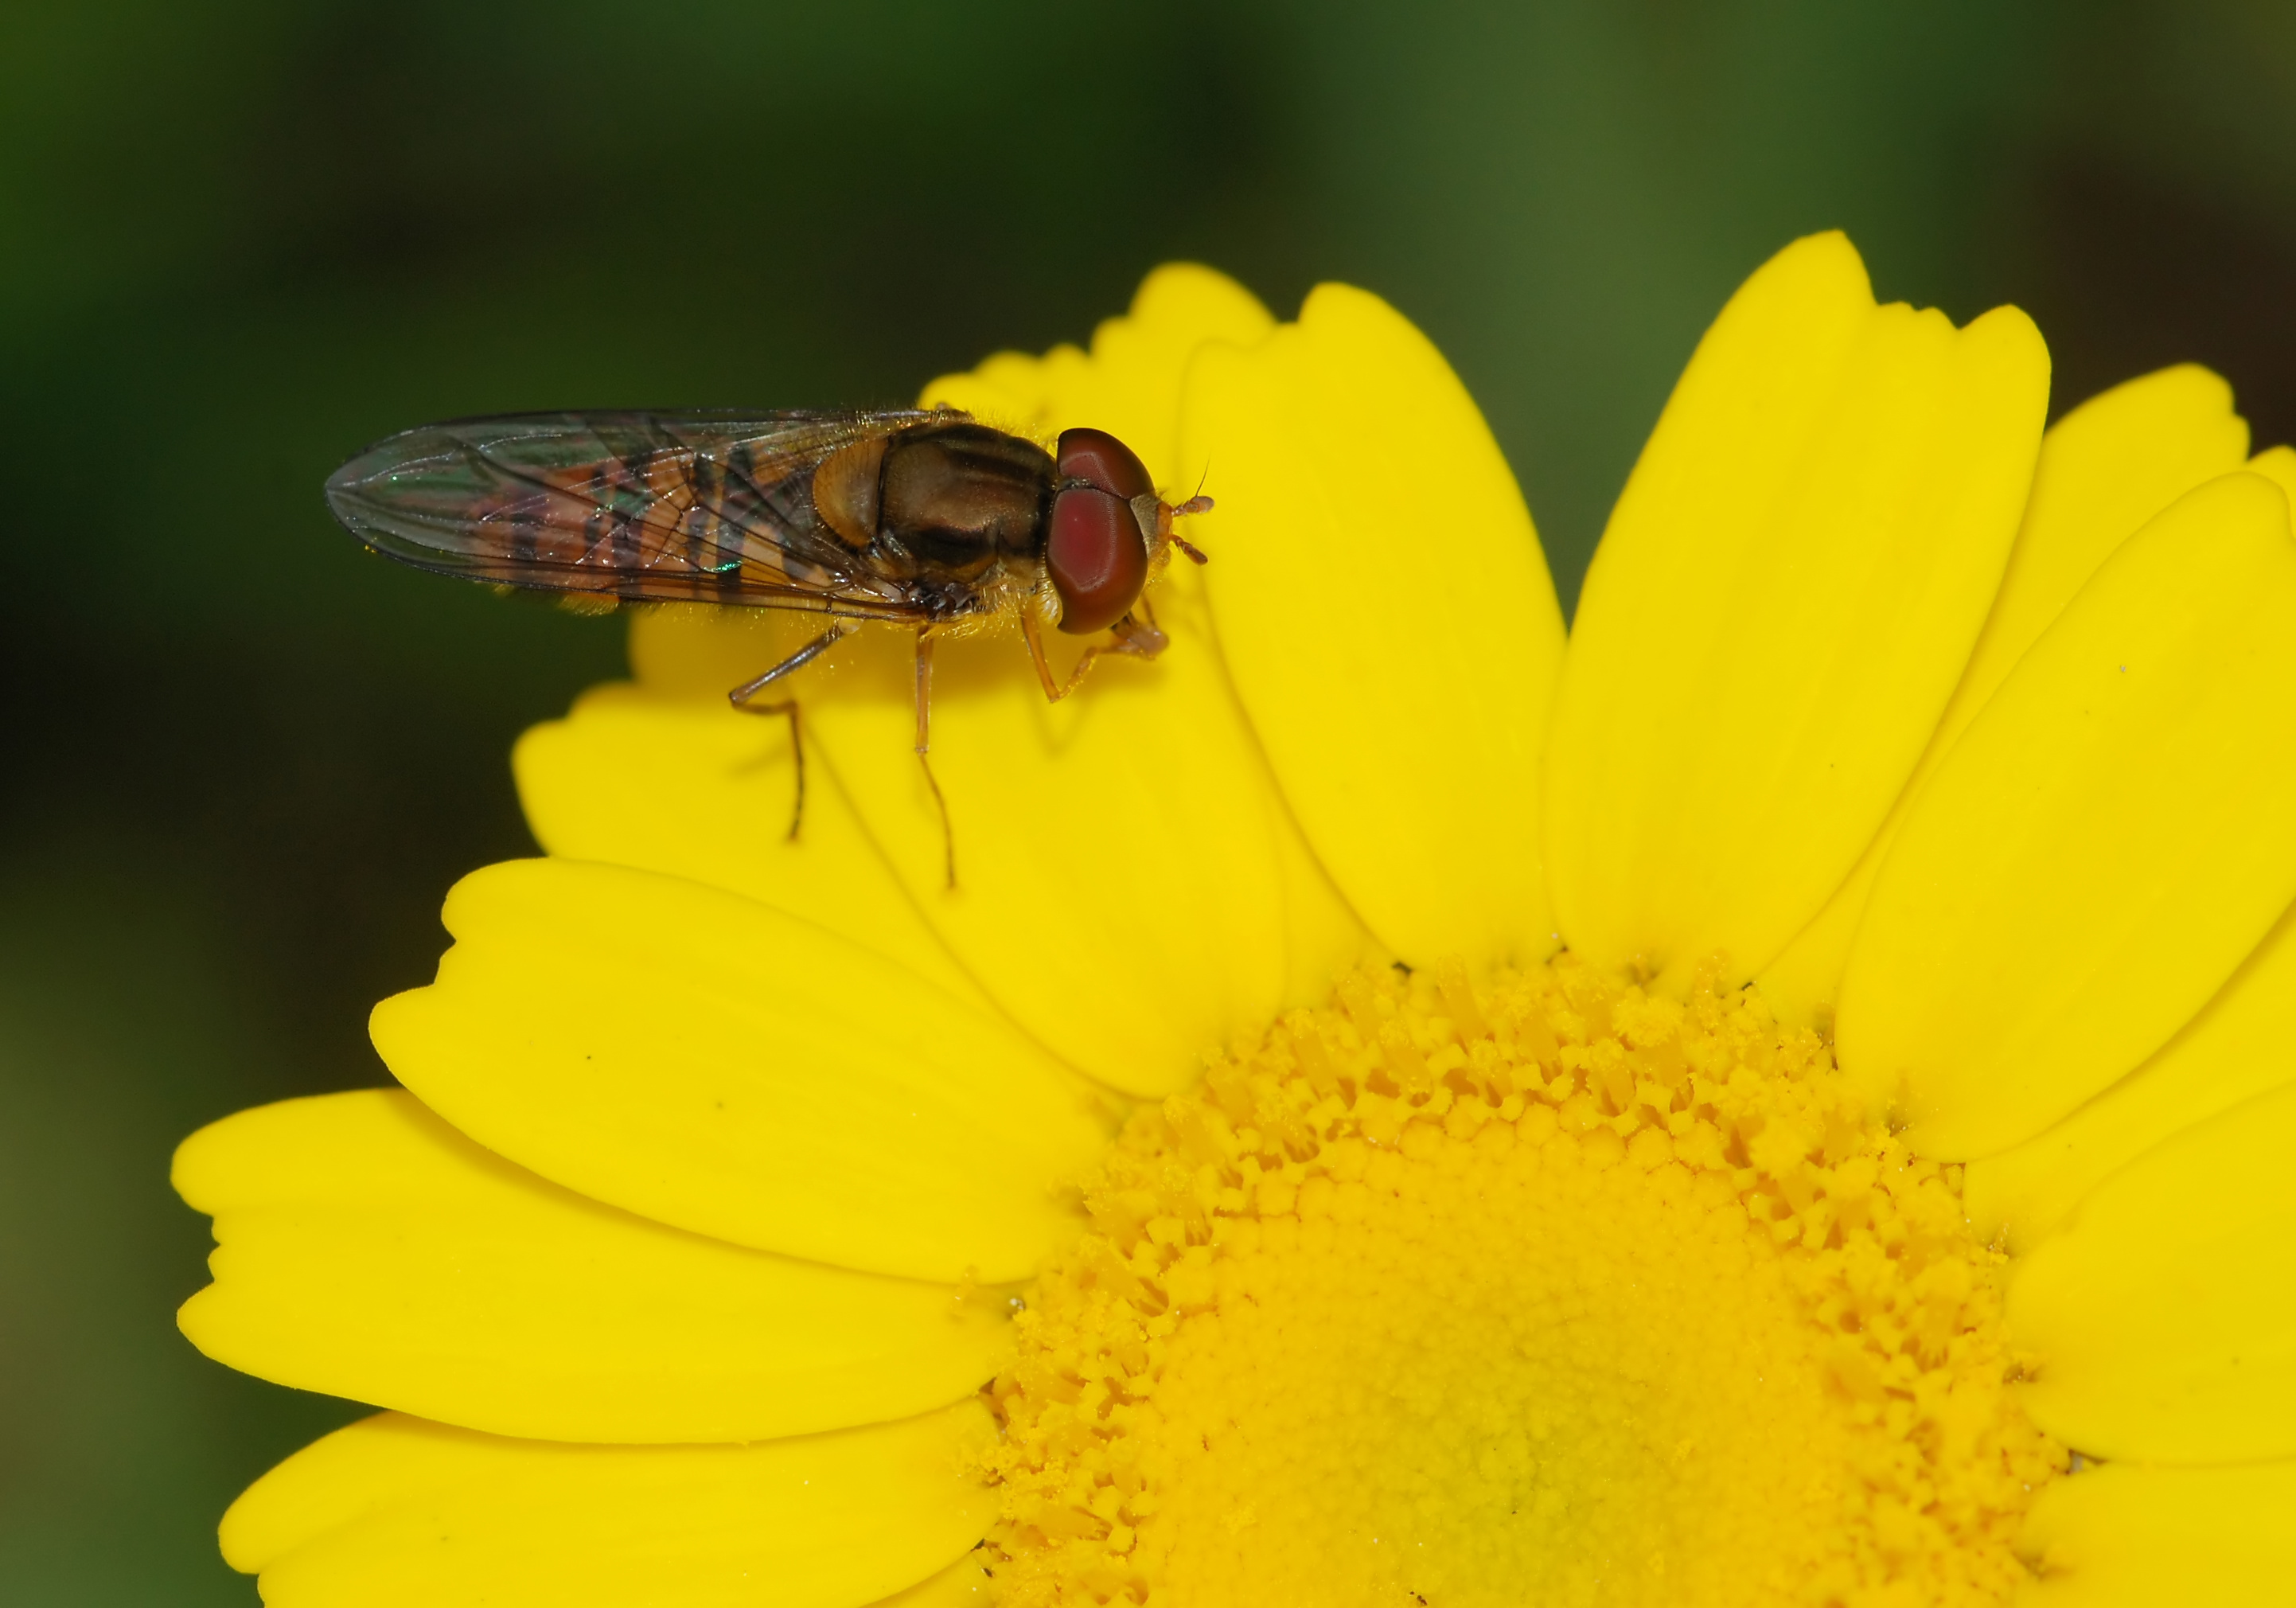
[2007,1081,2296,1463]
[2020,1459,2296,1607]
[1838,471,2296,1157]
[793,566,1366,1099]
[174,1091,1010,1442]
[1957,368,2250,728]
[919,261,1277,486]
[1179,283,1565,967]
[2247,442,2296,506]
[868,1555,992,1607]
[518,673,977,1001]
[626,596,1369,1083]
[1760,365,2252,1024]
[220,1403,994,1608]
[1544,232,2049,990]
[1968,895,2296,1247]
[369,858,1109,1282]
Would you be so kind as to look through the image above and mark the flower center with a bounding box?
[985,958,2062,1606]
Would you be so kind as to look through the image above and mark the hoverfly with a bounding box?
[325,410,1214,883]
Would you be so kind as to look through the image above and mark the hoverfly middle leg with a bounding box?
[728,619,858,841]
[913,626,957,890]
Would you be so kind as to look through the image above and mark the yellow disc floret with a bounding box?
[986,957,2061,1607]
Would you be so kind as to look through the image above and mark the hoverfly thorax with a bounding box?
[815,421,1055,597]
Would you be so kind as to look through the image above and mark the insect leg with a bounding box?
[728,619,857,841]
[731,699,806,840]
[727,619,857,704]
[914,626,957,890]
[1019,607,1063,701]
[1022,610,1170,704]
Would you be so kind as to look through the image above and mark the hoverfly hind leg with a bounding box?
[731,697,806,841]
[728,619,858,842]
[727,619,857,704]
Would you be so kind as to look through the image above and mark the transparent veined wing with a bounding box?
[324,409,949,618]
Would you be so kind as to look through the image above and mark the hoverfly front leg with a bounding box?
[913,626,957,890]
[728,619,858,841]
[1128,590,1169,649]
[1019,606,1168,704]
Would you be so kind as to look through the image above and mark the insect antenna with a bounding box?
[1166,464,1214,561]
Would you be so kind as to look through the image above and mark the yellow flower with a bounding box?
[173,236,2296,1608]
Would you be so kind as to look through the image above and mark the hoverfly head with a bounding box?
[1047,427,1211,634]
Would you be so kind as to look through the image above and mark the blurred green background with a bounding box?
[2,1,2293,1600]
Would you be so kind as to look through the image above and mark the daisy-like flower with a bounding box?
[174,234,2296,1608]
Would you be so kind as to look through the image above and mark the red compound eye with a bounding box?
[1057,427,1153,502]
[1047,486,1148,634]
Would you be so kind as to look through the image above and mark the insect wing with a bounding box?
[324,409,944,615]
